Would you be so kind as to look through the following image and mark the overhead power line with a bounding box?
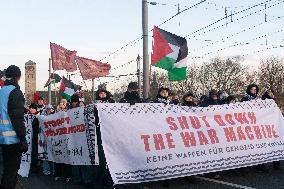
[188,0,284,40]
[190,15,284,53]
[99,0,207,62]
[185,0,279,38]
[189,28,284,59]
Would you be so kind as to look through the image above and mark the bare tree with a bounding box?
[258,57,284,95]
[112,56,284,105]
[199,57,248,95]
[150,64,202,98]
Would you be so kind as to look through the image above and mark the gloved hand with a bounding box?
[20,140,28,153]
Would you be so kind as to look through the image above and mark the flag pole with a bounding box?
[136,54,141,97]
[54,81,58,106]
[48,58,52,105]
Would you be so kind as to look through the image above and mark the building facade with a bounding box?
[25,60,36,105]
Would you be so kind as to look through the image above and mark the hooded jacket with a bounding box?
[225,95,236,104]
[198,95,209,107]
[241,84,259,102]
[262,89,275,100]
[182,93,196,107]
[119,91,142,104]
[96,89,115,103]
[208,90,221,106]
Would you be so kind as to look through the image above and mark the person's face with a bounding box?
[46,108,54,115]
[79,102,85,107]
[212,95,218,100]
[268,90,274,98]
[99,92,107,99]
[128,89,138,93]
[29,108,37,114]
[160,90,169,98]
[72,102,79,108]
[250,87,257,95]
[185,96,193,102]
[173,95,179,100]
[59,102,65,109]
[61,100,67,106]
[38,99,44,106]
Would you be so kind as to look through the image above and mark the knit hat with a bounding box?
[158,87,170,94]
[128,82,139,90]
[5,65,21,78]
[71,94,80,103]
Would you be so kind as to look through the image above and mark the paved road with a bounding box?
[7,161,284,189]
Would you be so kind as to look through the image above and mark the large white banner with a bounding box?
[97,100,284,184]
[18,114,35,177]
[38,105,98,165]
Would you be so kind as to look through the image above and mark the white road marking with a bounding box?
[195,176,257,189]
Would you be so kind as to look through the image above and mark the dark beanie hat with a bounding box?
[71,94,80,103]
[128,82,139,90]
[6,65,21,78]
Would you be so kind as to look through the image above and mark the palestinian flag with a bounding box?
[59,77,81,100]
[151,26,188,81]
[44,73,62,87]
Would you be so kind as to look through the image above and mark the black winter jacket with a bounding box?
[119,91,142,104]
[5,79,26,142]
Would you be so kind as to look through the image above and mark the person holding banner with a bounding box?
[94,89,114,189]
[182,92,197,107]
[207,90,221,106]
[241,84,259,102]
[262,89,281,170]
[29,103,40,173]
[96,89,115,103]
[119,82,142,104]
[241,84,268,173]
[154,87,172,105]
[36,97,46,115]
[70,94,94,186]
[0,65,28,189]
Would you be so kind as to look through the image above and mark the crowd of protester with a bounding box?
[25,81,280,189]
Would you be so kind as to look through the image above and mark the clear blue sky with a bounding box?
[0,0,283,92]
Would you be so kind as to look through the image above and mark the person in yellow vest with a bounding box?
[0,65,28,189]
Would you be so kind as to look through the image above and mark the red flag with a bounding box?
[33,92,40,104]
[76,56,111,80]
[50,42,77,72]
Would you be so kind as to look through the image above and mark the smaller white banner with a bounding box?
[38,105,98,165]
[18,114,35,177]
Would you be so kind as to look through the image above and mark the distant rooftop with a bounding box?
[25,60,36,65]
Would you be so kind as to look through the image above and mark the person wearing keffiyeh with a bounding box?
[241,84,259,102]
[241,83,269,173]
[154,87,172,105]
